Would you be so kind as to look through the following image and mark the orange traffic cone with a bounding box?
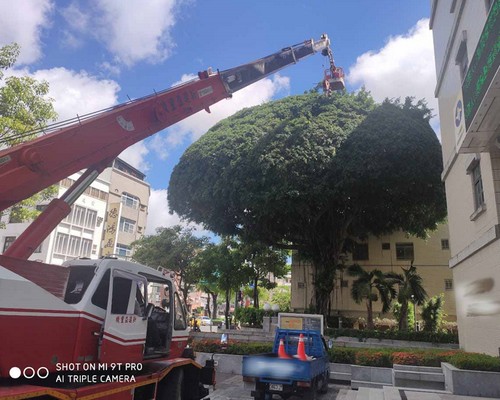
[297,334,308,361]
[278,338,291,359]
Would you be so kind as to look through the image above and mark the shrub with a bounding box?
[191,339,273,355]
[421,294,445,333]
[325,328,458,344]
[329,347,356,364]
[392,351,425,365]
[447,352,500,372]
[354,349,392,368]
[234,307,265,327]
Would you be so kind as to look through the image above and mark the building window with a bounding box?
[396,243,414,260]
[455,31,468,82]
[297,282,305,289]
[471,162,485,211]
[352,243,369,261]
[441,239,450,250]
[121,192,140,209]
[382,242,391,250]
[3,236,16,252]
[116,243,132,258]
[445,279,453,291]
[64,206,98,229]
[341,280,349,288]
[119,217,136,234]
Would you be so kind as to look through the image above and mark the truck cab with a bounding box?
[0,257,190,376]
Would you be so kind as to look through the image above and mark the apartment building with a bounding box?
[0,171,109,264]
[1,158,150,263]
[291,224,456,322]
[100,158,150,259]
[430,0,500,355]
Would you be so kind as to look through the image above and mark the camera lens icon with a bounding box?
[9,366,49,379]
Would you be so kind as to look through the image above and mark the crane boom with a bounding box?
[0,35,330,211]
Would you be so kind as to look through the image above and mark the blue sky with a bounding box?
[0,1,437,235]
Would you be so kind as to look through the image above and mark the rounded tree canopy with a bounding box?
[168,90,375,243]
[168,91,445,249]
[334,100,446,238]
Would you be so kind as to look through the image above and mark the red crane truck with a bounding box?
[0,34,343,400]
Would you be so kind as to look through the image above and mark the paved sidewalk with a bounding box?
[206,374,499,400]
[205,373,349,400]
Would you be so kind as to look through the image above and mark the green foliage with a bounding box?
[327,346,500,372]
[194,237,250,328]
[388,265,427,331]
[131,226,209,303]
[447,352,500,372]
[421,294,445,333]
[328,347,458,368]
[191,340,500,372]
[269,285,291,312]
[325,328,458,344]
[329,347,357,364]
[191,339,272,355]
[347,264,396,329]
[241,241,288,308]
[392,301,415,332]
[0,43,58,226]
[169,90,445,318]
[234,307,265,327]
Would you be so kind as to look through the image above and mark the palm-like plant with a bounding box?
[386,264,428,331]
[348,264,397,330]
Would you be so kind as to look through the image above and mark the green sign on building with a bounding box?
[462,0,500,130]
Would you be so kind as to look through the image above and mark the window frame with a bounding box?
[396,242,414,261]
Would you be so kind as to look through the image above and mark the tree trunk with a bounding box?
[253,277,259,308]
[399,300,409,331]
[225,288,230,329]
[211,293,218,320]
[366,299,374,330]
[206,295,211,318]
[312,261,337,321]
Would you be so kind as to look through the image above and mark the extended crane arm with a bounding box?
[0,35,331,212]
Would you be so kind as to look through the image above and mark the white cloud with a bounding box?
[30,67,120,121]
[347,19,439,132]
[146,189,210,237]
[60,0,179,67]
[119,142,150,173]
[151,73,290,159]
[0,0,53,64]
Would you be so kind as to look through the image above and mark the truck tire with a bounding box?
[157,368,184,400]
[305,379,317,400]
[319,375,328,394]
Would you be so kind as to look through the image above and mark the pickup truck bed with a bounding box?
[242,329,330,400]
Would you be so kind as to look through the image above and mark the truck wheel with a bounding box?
[305,379,317,400]
[157,368,183,400]
[319,376,328,394]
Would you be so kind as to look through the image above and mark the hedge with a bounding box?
[326,328,458,344]
[190,339,273,355]
[191,340,500,372]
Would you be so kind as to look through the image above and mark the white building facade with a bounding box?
[430,0,500,355]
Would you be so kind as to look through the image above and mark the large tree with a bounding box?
[240,241,288,308]
[168,91,446,318]
[0,43,58,225]
[131,226,209,304]
[194,237,249,328]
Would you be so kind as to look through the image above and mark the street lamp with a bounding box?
[410,294,417,331]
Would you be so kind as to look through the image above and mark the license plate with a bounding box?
[269,384,283,391]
